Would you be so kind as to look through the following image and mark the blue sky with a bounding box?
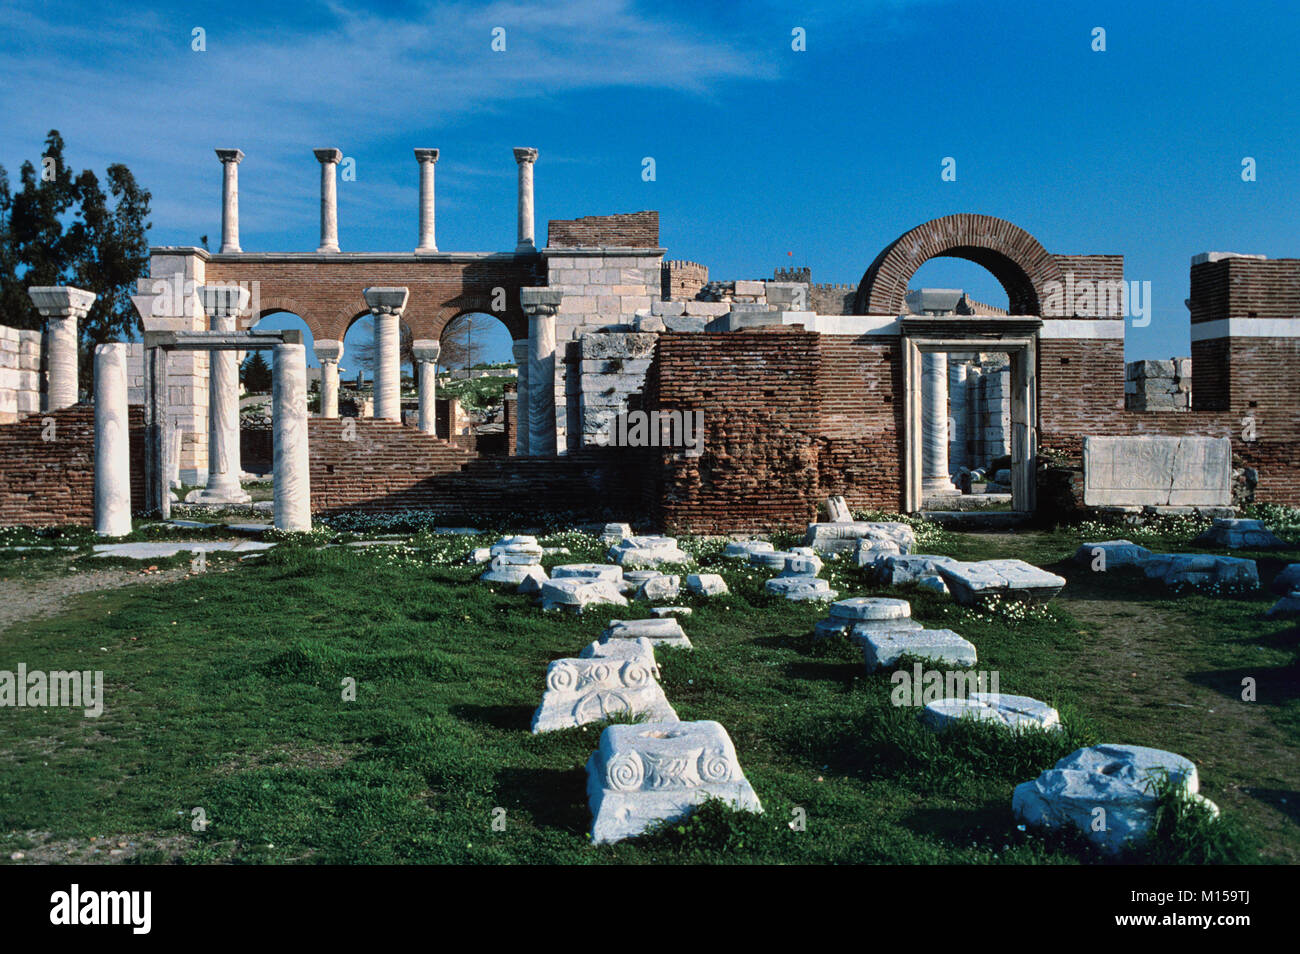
[2,0,1298,361]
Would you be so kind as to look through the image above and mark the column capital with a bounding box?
[313,147,342,165]
[216,147,244,165]
[521,287,562,317]
[28,286,96,319]
[411,339,441,363]
[313,338,344,364]
[199,283,251,320]
[513,147,539,165]
[363,286,410,316]
[414,148,440,164]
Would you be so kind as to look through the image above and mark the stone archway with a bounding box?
[854,214,1064,316]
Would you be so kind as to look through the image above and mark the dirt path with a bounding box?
[0,560,191,635]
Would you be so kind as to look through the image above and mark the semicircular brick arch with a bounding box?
[854,213,1065,316]
[248,296,317,333]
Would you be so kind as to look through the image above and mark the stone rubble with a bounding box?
[607,535,691,567]
[603,617,692,650]
[872,553,959,585]
[538,578,629,614]
[1193,517,1286,549]
[921,692,1062,733]
[765,576,838,601]
[531,655,676,734]
[936,559,1066,606]
[862,628,978,671]
[686,573,729,597]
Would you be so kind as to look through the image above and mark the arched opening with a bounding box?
[238,310,314,480]
[437,312,518,454]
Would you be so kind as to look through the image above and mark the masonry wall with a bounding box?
[0,324,42,423]
[0,405,146,526]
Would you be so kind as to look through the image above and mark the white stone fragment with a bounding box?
[481,559,546,585]
[749,550,797,570]
[862,629,977,671]
[600,522,633,545]
[916,575,949,595]
[603,618,692,649]
[1271,564,1300,595]
[531,655,676,734]
[539,578,629,613]
[765,576,837,601]
[922,692,1062,733]
[804,521,915,557]
[637,574,681,601]
[780,554,824,577]
[1012,744,1219,854]
[686,573,729,597]
[607,535,690,567]
[1194,518,1286,549]
[586,720,762,844]
[516,567,549,594]
[937,559,1066,605]
[1071,540,1154,569]
[91,541,276,559]
[468,547,492,564]
[1140,553,1259,590]
[581,635,659,678]
[552,563,624,584]
[873,554,959,585]
[829,596,911,621]
[651,606,693,618]
[722,540,774,560]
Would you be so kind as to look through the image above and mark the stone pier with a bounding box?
[216,148,244,253]
[193,285,251,504]
[363,287,409,422]
[93,342,132,537]
[272,342,311,531]
[314,147,342,253]
[414,148,439,252]
[514,147,538,252]
[412,339,440,434]
[511,338,530,456]
[522,287,562,455]
[28,286,96,412]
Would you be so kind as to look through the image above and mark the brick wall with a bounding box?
[815,337,904,512]
[0,405,146,526]
[547,212,659,248]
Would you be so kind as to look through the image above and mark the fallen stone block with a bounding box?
[780,554,824,577]
[651,606,693,618]
[1071,540,1154,570]
[91,540,276,559]
[539,578,629,613]
[586,720,762,844]
[581,635,660,678]
[1140,553,1259,591]
[604,618,692,649]
[937,559,1066,606]
[853,536,903,566]
[468,547,492,564]
[637,574,681,601]
[765,576,838,601]
[917,575,949,596]
[552,563,625,584]
[600,522,633,545]
[873,554,959,585]
[862,629,977,671]
[686,573,729,597]
[1265,592,1300,618]
[805,520,915,557]
[1271,563,1300,595]
[749,549,798,571]
[480,559,546,585]
[921,692,1062,733]
[1193,517,1287,549]
[1012,744,1218,854]
[531,655,676,734]
[608,535,690,567]
[516,566,550,593]
[723,540,774,560]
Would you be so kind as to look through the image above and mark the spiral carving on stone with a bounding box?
[620,661,654,689]
[605,750,644,791]
[698,750,733,784]
[546,660,579,694]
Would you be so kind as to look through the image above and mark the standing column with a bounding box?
[216,148,244,253]
[513,148,538,252]
[522,287,562,456]
[414,148,439,252]
[511,338,530,456]
[28,286,96,411]
[93,343,132,537]
[362,287,409,422]
[921,351,957,495]
[314,147,342,253]
[194,285,251,504]
[948,357,970,476]
[412,340,440,435]
[272,341,311,531]
[313,339,343,418]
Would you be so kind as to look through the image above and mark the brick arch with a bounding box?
[854,214,1064,316]
[248,296,320,335]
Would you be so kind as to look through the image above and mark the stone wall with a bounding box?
[576,332,656,447]
[660,260,708,301]
[1125,358,1191,412]
[0,405,146,526]
[0,324,42,423]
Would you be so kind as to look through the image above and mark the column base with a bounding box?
[317,244,340,253]
[187,480,252,505]
[516,241,536,253]
[921,478,960,496]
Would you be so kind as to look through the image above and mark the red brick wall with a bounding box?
[546,212,659,248]
[1189,258,1300,323]
[0,406,146,527]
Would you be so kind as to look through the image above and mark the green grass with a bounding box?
[0,521,1295,864]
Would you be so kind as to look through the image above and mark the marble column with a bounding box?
[362,287,409,422]
[948,357,969,476]
[414,148,439,252]
[522,287,562,456]
[314,147,342,253]
[513,147,538,252]
[93,342,132,537]
[313,339,343,418]
[412,339,440,435]
[511,338,530,456]
[28,286,96,411]
[195,285,251,504]
[216,148,244,253]
[921,351,957,495]
[272,342,311,532]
